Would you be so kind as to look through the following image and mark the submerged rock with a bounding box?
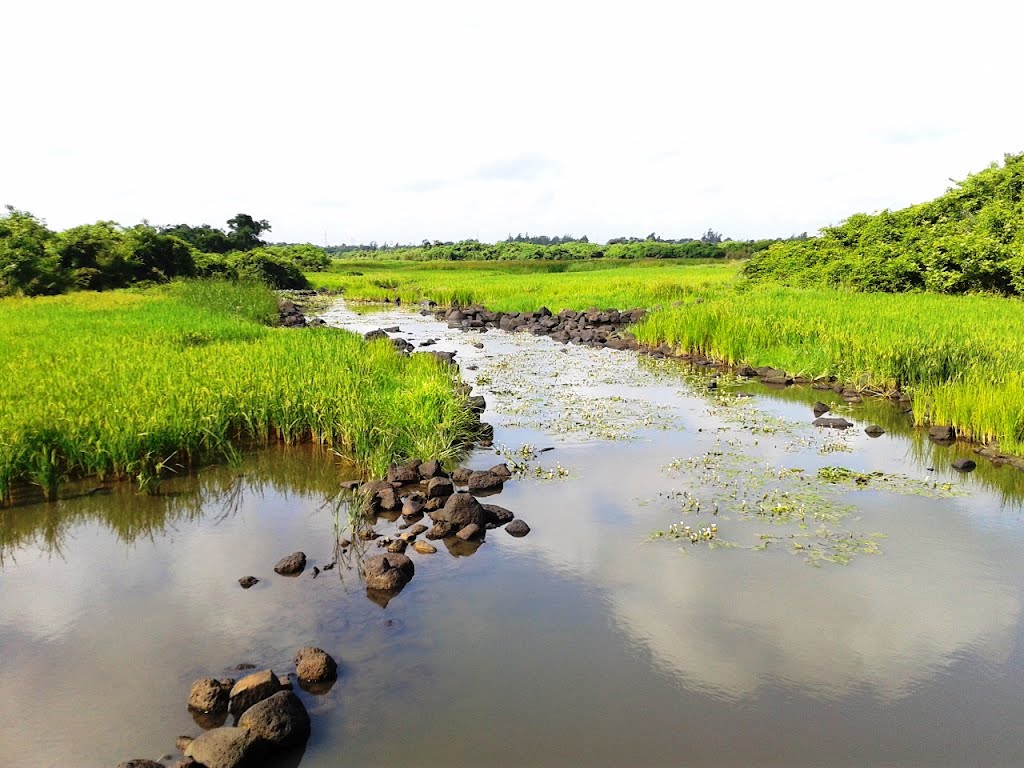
[237,691,311,749]
[812,417,853,429]
[952,458,977,472]
[864,425,886,437]
[273,552,306,576]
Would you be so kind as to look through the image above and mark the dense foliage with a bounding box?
[744,153,1024,294]
[328,238,777,262]
[0,209,328,295]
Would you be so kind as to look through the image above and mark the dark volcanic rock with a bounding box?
[467,470,504,493]
[812,401,830,417]
[361,553,415,590]
[434,492,486,527]
[426,476,454,499]
[952,458,977,472]
[483,503,515,528]
[364,328,388,342]
[929,425,956,441]
[238,690,311,749]
[387,460,421,485]
[425,522,456,539]
[451,467,472,485]
[864,425,886,437]
[238,576,259,589]
[116,759,166,768]
[273,552,306,576]
[812,417,853,429]
[505,519,531,537]
[418,458,447,479]
[488,463,512,480]
[456,523,484,541]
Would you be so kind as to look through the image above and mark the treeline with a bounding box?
[330,237,781,262]
[745,152,1024,295]
[0,210,330,297]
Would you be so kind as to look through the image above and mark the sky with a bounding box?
[2,0,1022,245]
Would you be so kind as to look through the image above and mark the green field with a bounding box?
[311,259,741,311]
[0,281,476,501]
[317,259,1024,456]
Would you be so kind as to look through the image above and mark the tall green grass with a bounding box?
[0,281,477,501]
[311,259,740,312]
[633,285,1024,453]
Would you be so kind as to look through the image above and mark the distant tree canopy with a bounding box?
[744,152,1024,295]
[0,210,321,296]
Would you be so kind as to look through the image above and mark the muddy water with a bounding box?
[2,303,1024,768]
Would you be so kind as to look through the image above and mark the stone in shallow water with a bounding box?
[229,669,281,716]
[864,425,885,437]
[951,458,977,472]
[412,540,438,554]
[505,519,531,537]
[294,646,338,683]
[812,417,853,429]
[361,553,415,590]
[237,690,311,749]
[184,726,266,768]
[273,552,306,575]
[187,677,233,714]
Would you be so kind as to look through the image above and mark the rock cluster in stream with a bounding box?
[117,648,336,768]
[433,303,648,350]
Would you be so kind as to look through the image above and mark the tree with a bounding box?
[701,229,723,244]
[0,206,63,296]
[226,213,271,251]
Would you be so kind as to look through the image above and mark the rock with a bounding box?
[482,503,515,528]
[426,476,454,499]
[467,470,504,493]
[434,492,486,527]
[358,479,392,497]
[412,540,438,554]
[184,727,266,768]
[176,736,195,752]
[505,519,531,537]
[386,539,408,554]
[812,417,853,429]
[235,663,256,670]
[425,522,455,539]
[952,458,977,472]
[387,461,421,485]
[488,463,512,480]
[456,523,484,541]
[238,576,258,589]
[273,552,306,576]
[468,395,486,413]
[229,670,282,717]
[364,329,388,342]
[418,459,447,479]
[237,691,311,749]
[377,486,400,511]
[116,761,165,768]
[382,325,400,333]
[359,528,380,541]
[812,401,830,416]
[864,425,886,437]
[293,648,336,684]
[311,566,320,578]
[451,467,472,485]
[929,425,956,441]
[188,677,233,714]
[169,760,198,768]
[339,479,360,491]
[361,553,415,590]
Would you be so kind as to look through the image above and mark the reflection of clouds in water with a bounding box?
[0,486,347,767]
[517,446,1020,703]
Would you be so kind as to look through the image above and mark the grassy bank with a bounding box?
[311,259,741,311]
[0,280,476,501]
[319,260,1024,456]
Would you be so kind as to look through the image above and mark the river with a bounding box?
[1,300,1023,767]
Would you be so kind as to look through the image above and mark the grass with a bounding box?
[311,258,741,312]
[0,280,477,502]
[316,259,1024,457]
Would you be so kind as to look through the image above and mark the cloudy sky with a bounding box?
[2,0,1021,245]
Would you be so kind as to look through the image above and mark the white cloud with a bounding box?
[2,0,1022,243]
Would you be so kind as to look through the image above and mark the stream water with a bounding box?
[2,301,1024,768]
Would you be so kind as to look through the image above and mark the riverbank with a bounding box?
[0,280,478,504]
